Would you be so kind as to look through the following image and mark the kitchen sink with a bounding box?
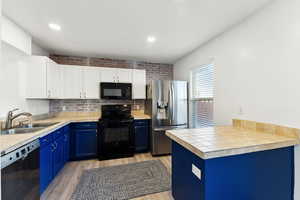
[27,122,59,128]
[0,122,59,135]
[0,127,45,135]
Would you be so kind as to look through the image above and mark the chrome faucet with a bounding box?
[4,109,33,130]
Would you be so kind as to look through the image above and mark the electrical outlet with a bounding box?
[192,164,201,180]
[62,106,66,111]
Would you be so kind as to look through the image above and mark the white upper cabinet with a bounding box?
[46,61,62,99]
[26,56,62,99]
[26,56,48,98]
[117,69,132,83]
[132,69,146,99]
[99,68,132,83]
[62,65,82,99]
[100,68,116,82]
[82,67,101,99]
[26,59,146,100]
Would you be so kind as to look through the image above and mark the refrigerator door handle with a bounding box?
[168,82,176,125]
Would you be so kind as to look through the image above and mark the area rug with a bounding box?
[71,160,171,200]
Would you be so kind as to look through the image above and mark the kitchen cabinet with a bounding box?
[132,69,146,99]
[70,122,98,160]
[62,65,101,99]
[40,142,53,194]
[53,135,64,177]
[26,56,61,99]
[74,129,97,158]
[25,59,146,99]
[100,67,116,82]
[63,126,70,163]
[47,61,62,98]
[61,65,82,99]
[134,120,150,153]
[117,68,132,83]
[39,127,68,194]
[100,67,132,83]
[82,67,101,99]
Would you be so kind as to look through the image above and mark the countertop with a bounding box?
[166,126,299,159]
[0,112,150,155]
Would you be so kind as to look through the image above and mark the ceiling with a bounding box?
[3,0,272,63]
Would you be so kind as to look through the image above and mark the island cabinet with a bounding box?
[171,141,294,200]
[134,119,150,153]
[70,122,98,160]
[39,126,70,194]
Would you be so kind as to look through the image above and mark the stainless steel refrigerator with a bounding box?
[145,80,188,156]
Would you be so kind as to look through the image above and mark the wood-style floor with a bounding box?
[41,153,173,200]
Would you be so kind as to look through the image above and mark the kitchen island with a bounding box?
[166,120,299,200]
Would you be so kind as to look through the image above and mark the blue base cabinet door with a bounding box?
[40,143,53,194]
[74,129,97,159]
[134,120,149,153]
[53,136,64,177]
[63,126,70,164]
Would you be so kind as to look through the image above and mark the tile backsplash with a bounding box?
[50,99,145,113]
[49,55,174,113]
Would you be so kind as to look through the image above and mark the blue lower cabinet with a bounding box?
[70,122,98,160]
[63,126,70,164]
[134,120,149,153]
[40,142,54,194]
[53,135,64,176]
[39,126,69,195]
[74,129,97,158]
[172,141,294,200]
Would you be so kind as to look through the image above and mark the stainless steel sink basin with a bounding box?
[1,127,45,135]
[28,122,59,128]
[0,122,59,135]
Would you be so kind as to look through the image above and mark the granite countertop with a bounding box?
[0,112,151,155]
[166,126,299,159]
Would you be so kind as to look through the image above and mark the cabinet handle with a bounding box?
[48,90,51,98]
[85,92,87,98]
[51,143,55,151]
[80,92,82,99]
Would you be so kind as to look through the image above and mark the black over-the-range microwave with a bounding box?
[100,82,132,100]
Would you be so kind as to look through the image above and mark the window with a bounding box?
[190,64,214,128]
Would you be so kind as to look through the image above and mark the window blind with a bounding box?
[190,64,214,128]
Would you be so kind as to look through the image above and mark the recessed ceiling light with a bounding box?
[147,36,156,43]
[48,23,61,31]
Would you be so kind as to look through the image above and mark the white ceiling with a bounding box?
[3,0,272,63]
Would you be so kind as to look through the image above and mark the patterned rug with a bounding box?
[71,160,171,200]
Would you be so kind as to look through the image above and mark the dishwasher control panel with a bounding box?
[0,139,40,169]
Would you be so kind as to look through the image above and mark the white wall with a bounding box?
[174,0,300,198]
[1,15,31,55]
[0,42,49,118]
[31,41,49,56]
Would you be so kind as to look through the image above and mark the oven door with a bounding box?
[98,120,134,160]
[100,82,132,100]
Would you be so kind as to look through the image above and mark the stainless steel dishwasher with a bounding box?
[1,139,40,200]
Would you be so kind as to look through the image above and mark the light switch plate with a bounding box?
[192,164,201,180]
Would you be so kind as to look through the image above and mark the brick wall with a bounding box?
[49,55,173,113]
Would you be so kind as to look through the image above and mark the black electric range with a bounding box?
[97,105,135,160]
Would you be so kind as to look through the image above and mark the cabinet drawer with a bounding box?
[134,120,149,126]
[53,128,64,139]
[72,122,97,130]
[40,133,53,147]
